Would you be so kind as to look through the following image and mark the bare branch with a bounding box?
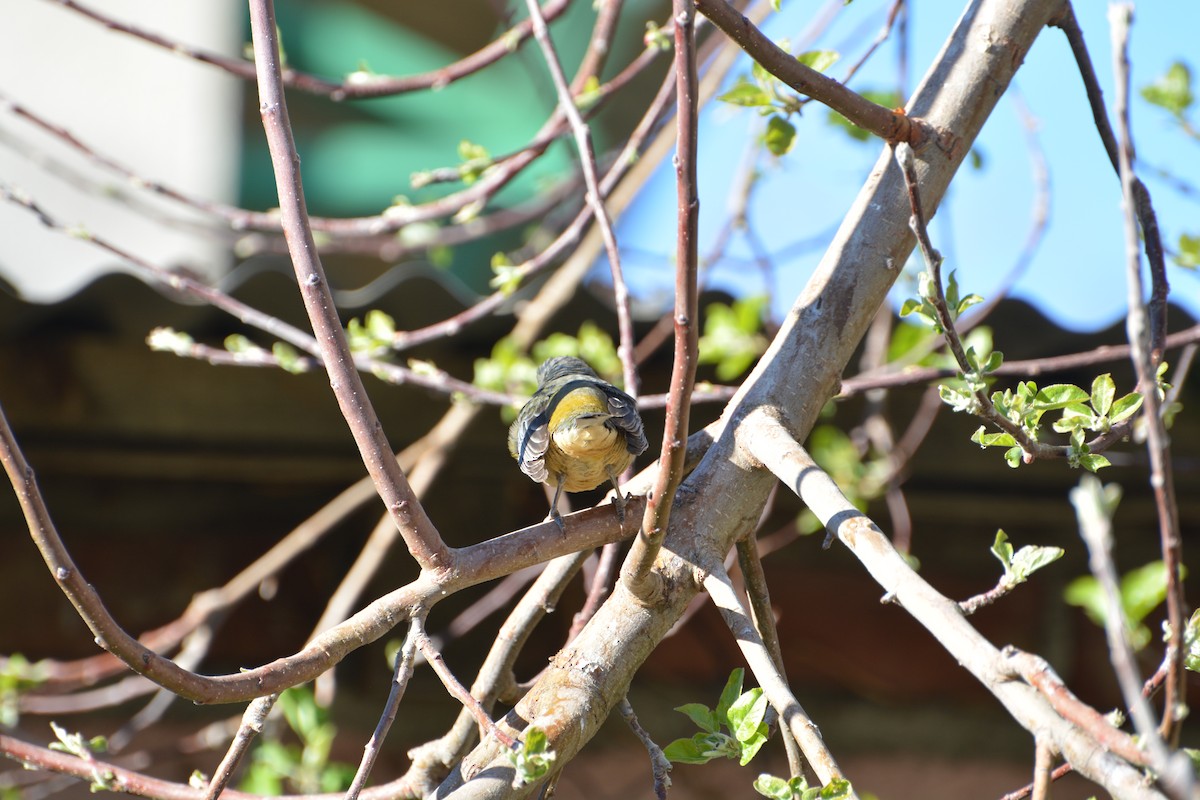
[623,0,701,602]
[52,0,571,101]
[694,0,926,145]
[702,559,854,793]
[1107,2,1188,749]
[247,0,448,571]
[739,409,1167,799]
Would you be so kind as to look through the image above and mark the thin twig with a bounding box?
[344,619,420,800]
[1070,472,1184,794]
[617,698,672,800]
[52,0,571,101]
[523,0,638,397]
[736,537,804,778]
[1107,2,1188,749]
[623,0,702,602]
[204,694,279,800]
[702,561,854,794]
[414,622,518,751]
[1050,4,1169,360]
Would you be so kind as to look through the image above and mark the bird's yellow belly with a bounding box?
[547,423,634,492]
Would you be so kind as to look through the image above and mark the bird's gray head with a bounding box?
[536,355,599,384]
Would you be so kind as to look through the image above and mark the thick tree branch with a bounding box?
[739,411,1165,799]
[437,4,1074,795]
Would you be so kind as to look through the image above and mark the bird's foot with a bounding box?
[546,507,566,532]
[611,491,628,523]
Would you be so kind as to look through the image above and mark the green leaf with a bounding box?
[489,252,523,295]
[719,79,775,108]
[1183,609,1200,673]
[1140,61,1194,117]
[574,75,602,110]
[1091,374,1116,417]
[796,50,839,73]
[1110,392,1144,424]
[763,115,797,156]
[727,688,767,744]
[1078,453,1111,473]
[507,726,556,787]
[1008,544,1065,585]
[698,297,769,380]
[1033,384,1090,410]
[674,702,718,733]
[663,737,712,765]
[224,333,256,354]
[1174,233,1200,269]
[643,21,672,52]
[146,327,195,356]
[1121,561,1172,627]
[991,529,1014,570]
[754,773,802,799]
[1003,445,1024,468]
[716,668,745,726]
[457,139,493,185]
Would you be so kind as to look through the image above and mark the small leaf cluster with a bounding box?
[48,722,115,792]
[1065,560,1176,652]
[697,295,770,380]
[717,49,839,156]
[0,654,46,727]
[225,334,308,374]
[346,309,398,358]
[489,251,523,295]
[663,669,770,767]
[1139,61,1199,269]
[1141,61,1194,120]
[990,530,1063,589]
[240,687,355,795]
[754,774,854,800]
[411,140,494,189]
[972,375,1142,471]
[1182,608,1200,673]
[505,726,556,788]
[899,269,983,334]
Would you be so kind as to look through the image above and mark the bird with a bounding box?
[508,356,648,528]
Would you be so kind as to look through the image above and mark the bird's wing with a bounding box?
[604,388,649,456]
[510,412,550,483]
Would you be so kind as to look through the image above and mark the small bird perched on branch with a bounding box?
[509,356,648,528]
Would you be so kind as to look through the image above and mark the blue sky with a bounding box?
[612,1,1200,333]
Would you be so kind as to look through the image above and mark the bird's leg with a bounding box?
[547,476,566,531]
[608,470,626,523]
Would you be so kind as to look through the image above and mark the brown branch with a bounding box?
[997,649,1148,768]
[2,366,644,704]
[52,0,570,102]
[524,0,639,397]
[345,619,420,800]
[203,694,278,800]
[622,0,702,602]
[415,623,517,751]
[1107,4,1188,750]
[247,0,448,571]
[694,0,925,145]
[1051,3,1168,360]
